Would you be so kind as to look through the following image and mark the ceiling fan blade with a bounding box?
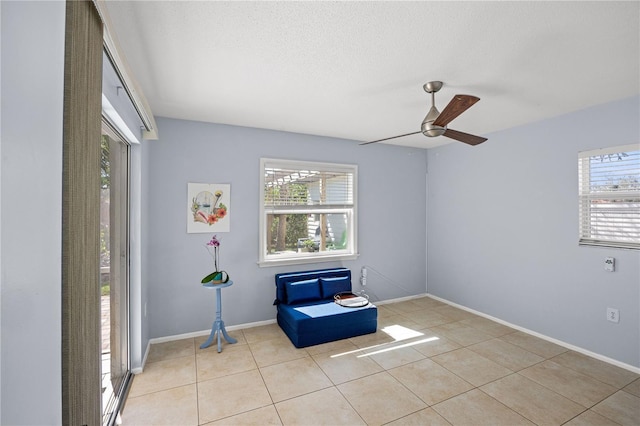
[360,131,421,145]
[443,128,487,146]
[432,94,480,127]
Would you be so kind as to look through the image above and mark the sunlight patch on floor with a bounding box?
[330,325,438,358]
[381,324,424,341]
[357,337,439,357]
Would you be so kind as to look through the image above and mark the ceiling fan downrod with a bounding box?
[421,81,446,137]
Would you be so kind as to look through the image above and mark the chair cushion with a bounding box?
[277,300,377,347]
[320,276,351,299]
[285,278,322,304]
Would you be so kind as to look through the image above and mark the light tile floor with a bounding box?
[121,296,640,425]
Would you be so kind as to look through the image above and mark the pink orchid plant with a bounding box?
[201,234,224,283]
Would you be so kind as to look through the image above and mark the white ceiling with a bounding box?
[104,1,639,149]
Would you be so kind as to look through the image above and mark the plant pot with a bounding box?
[202,270,229,284]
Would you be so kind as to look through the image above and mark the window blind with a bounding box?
[578,145,640,249]
[259,158,358,266]
[264,161,354,209]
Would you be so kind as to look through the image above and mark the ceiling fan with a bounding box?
[361,81,487,146]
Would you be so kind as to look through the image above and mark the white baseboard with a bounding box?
[147,318,278,345]
[427,293,640,375]
[374,293,429,305]
[132,341,150,374]
[136,318,278,373]
[135,294,639,375]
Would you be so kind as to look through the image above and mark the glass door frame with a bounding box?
[101,118,133,426]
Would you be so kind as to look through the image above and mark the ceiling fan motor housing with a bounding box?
[421,106,446,137]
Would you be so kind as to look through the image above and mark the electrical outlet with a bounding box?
[607,307,619,323]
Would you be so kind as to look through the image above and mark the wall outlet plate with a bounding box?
[604,257,615,272]
[607,307,620,323]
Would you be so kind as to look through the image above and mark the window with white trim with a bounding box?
[578,145,640,249]
[259,158,358,266]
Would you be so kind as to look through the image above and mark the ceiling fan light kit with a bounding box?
[362,81,487,147]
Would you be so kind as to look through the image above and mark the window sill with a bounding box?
[579,240,639,251]
[258,253,359,268]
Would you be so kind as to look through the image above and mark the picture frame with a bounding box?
[187,183,231,233]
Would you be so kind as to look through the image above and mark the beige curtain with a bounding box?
[61,0,103,424]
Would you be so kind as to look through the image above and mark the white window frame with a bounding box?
[578,144,640,250]
[259,158,358,267]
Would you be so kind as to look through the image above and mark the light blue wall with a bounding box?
[1,1,65,423]
[145,117,428,339]
[427,96,640,368]
[139,140,152,364]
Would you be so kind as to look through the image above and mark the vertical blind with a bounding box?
[578,145,640,249]
[62,1,103,424]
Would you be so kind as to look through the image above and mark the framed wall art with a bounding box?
[187,183,231,233]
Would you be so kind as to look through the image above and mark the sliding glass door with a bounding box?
[100,121,132,425]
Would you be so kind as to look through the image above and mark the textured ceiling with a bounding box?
[104,1,639,149]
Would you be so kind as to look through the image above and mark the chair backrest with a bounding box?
[274,268,351,305]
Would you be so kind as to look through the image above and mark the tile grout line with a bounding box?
[429,332,627,425]
[128,298,640,426]
[246,328,287,425]
[193,338,201,426]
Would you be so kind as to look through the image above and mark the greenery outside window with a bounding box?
[259,158,358,266]
[578,145,640,249]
